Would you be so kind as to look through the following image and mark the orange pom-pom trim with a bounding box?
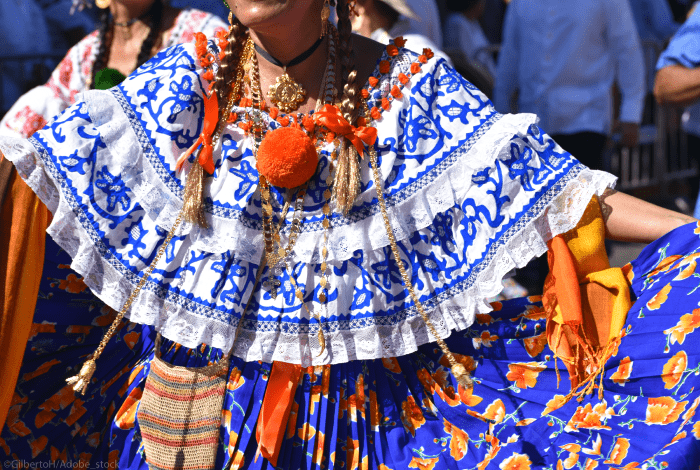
[410,63,421,74]
[379,60,391,74]
[390,85,402,99]
[277,115,290,127]
[398,73,410,85]
[302,115,315,132]
[394,36,406,48]
[269,107,279,120]
[256,127,319,188]
[381,97,391,111]
[386,45,399,57]
[370,107,381,121]
[423,48,434,59]
[368,76,379,88]
[361,89,370,99]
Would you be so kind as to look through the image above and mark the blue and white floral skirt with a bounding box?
[3,222,700,470]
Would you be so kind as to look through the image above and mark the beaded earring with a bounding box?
[222,0,230,8]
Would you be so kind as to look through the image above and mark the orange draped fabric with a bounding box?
[0,162,50,432]
[255,361,303,467]
[543,196,632,394]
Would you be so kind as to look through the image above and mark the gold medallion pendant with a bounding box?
[269,68,306,113]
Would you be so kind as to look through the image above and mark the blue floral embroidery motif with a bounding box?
[95,166,131,212]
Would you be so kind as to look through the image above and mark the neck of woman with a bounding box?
[249,24,331,114]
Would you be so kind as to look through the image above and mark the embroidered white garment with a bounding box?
[0,41,615,366]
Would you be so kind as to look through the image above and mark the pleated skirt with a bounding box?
[3,223,700,469]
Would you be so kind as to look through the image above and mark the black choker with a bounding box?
[254,37,324,68]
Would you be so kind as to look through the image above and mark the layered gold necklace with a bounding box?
[254,36,325,113]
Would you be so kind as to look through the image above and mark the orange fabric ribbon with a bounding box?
[315,104,377,156]
[543,196,632,392]
[255,362,303,467]
[175,91,219,174]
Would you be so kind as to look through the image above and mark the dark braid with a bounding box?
[211,16,248,124]
[90,8,113,89]
[135,0,165,70]
[336,0,359,124]
[90,0,164,88]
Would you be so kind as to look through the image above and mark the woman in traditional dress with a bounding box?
[1,0,700,468]
[0,0,226,139]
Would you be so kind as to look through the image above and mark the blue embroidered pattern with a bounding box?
[25,42,599,363]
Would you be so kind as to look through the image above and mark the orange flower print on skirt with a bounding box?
[5,224,700,468]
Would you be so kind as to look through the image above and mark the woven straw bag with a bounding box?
[137,333,229,470]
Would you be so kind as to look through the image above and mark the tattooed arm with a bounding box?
[599,189,697,243]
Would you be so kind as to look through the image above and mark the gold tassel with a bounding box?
[182,161,209,228]
[321,0,331,37]
[451,363,473,389]
[333,140,361,214]
[333,141,350,212]
[317,327,326,357]
[66,358,97,395]
[346,144,361,213]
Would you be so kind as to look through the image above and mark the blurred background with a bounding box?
[1,0,698,293]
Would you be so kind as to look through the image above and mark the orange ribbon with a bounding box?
[315,104,377,156]
[255,362,303,467]
[175,91,219,175]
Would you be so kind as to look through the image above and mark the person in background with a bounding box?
[655,5,700,219]
[631,0,681,97]
[493,0,645,171]
[479,0,507,45]
[405,0,442,48]
[350,0,449,63]
[0,0,53,117]
[631,0,680,43]
[0,0,226,139]
[443,0,496,79]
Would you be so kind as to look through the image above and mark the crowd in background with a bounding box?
[1,0,699,183]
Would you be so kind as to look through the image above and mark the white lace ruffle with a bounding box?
[2,131,616,366]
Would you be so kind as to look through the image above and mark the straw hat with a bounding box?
[377,0,418,19]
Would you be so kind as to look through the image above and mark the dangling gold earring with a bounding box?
[95,0,111,8]
[229,11,234,29]
[321,0,331,37]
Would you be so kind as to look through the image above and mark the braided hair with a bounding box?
[210,16,248,124]
[90,0,165,89]
[335,0,360,124]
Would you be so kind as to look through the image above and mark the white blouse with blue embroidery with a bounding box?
[0,42,616,366]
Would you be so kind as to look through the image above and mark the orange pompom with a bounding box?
[256,127,319,188]
[370,107,381,121]
[361,88,370,99]
[394,36,406,48]
[302,115,315,132]
[418,55,427,64]
[390,85,403,99]
[410,63,421,74]
[379,60,391,74]
[398,73,409,85]
[368,76,379,88]
[277,115,290,127]
[202,70,214,81]
[423,48,434,59]
[381,97,391,111]
[269,107,279,120]
[386,45,399,57]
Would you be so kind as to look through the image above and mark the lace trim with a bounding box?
[2,131,615,365]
